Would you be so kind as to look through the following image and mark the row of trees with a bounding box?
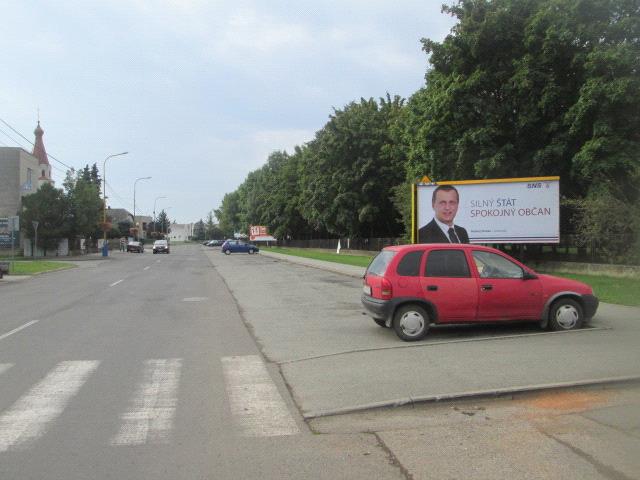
[20,164,171,253]
[214,0,639,262]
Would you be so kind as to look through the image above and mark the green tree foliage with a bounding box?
[299,96,407,237]
[62,165,103,242]
[21,183,70,254]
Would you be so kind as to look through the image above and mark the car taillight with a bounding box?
[362,278,372,296]
[380,278,393,300]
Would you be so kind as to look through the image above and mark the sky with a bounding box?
[1,1,456,224]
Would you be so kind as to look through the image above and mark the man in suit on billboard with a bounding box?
[418,184,469,243]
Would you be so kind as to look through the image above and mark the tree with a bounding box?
[299,96,407,237]
[156,210,170,235]
[21,183,70,255]
[402,0,639,258]
[193,219,206,241]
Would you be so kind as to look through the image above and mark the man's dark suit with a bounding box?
[418,219,470,244]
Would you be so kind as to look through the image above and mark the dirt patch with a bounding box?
[520,389,611,412]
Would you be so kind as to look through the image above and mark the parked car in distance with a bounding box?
[361,244,599,341]
[153,239,170,254]
[205,239,224,247]
[127,240,144,253]
[221,239,259,255]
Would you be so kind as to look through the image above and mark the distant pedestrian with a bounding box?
[120,237,126,252]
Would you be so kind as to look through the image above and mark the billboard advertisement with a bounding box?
[249,225,276,242]
[414,177,560,244]
[0,216,20,247]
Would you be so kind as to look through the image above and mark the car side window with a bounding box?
[396,250,424,277]
[472,251,524,279]
[424,250,470,278]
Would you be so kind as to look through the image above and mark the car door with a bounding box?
[472,250,543,321]
[419,249,478,322]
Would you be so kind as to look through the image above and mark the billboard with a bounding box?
[249,225,276,242]
[0,216,20,247]
[414,177,560,244]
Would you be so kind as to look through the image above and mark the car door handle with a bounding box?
[481,284,493,291]
[426,285,438,291]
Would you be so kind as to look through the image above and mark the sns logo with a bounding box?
[527,183,542,189]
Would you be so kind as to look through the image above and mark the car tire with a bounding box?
[373,318,387,328]
[549,298,583,331]
[153,251,157,254]
[224,249,231,255]
[248,249,255,254]
[393,304,429,341]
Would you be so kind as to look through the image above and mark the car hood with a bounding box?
[537,273,593,295]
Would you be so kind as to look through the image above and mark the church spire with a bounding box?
[32,121,50,166]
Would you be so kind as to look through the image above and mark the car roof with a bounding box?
[383,243,498,254]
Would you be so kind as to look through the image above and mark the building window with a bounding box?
[26,168,33,190]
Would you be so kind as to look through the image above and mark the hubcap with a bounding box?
[555,305,579,329]
[399,311,425,336]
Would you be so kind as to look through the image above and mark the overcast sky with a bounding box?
[1,1,456,224]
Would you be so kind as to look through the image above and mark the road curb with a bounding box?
[303,375,640,419]
[259,250,365,278]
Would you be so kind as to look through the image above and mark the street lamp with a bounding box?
[102,151,128,256]
[133,176,152,240]
[153,196,167,235]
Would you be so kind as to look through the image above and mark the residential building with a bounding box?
[168,222,193,242]
[0,121,54,218]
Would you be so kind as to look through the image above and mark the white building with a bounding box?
[167,222,193,242]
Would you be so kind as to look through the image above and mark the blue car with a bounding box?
[221,240,260,255]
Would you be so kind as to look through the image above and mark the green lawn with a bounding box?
[265,247,374,267]
[6,260,75,275]
[540,272,640,307]
[264,247,639,306]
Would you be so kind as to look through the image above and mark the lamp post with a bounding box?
[133,176,152,240]
[102,151,128,256]
[153,196,167,235]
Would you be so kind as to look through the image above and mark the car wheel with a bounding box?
[153,251,157,254]
[393,304,429,341]
[248,248,255,254]
[549,298,583,331]
[224,249,231,255]
[373,318,387,328]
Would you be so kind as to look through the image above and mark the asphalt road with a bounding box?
[2,244,639,479]
[0,245,403,480]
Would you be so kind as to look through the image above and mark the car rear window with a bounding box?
[396,250,424,277]
[425,250,471,278]
[366,251,396,276]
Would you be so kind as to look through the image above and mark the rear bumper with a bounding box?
[361,294,393,321]
[582,294,599,319]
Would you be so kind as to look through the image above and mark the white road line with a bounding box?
[0,320,39,342]
[110,279,124,287]
[0,361,99,452]
[111,358,182,446]
[182,297,209,302]
[143,266,150,271]
[222,355,299,437]
[0,364,13,376]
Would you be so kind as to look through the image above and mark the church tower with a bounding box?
[32,121,53,186]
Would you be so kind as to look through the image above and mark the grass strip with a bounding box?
[8,260,75,275]
[540,272,640,307]
[265,247,374,267]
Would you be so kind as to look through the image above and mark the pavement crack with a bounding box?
[372,432,414,480]
[541,430,634,480]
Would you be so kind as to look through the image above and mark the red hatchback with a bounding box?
[361,244,599,341]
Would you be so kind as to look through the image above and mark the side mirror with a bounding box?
[523,270,538,280]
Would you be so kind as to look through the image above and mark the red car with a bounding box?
[361,244,598,341]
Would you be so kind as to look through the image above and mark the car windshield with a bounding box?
[154,241,167,245]
[367,251,396,276]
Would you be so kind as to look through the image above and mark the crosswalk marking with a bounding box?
[111,358,182,446]
[0,360,99,452]
[222,355,299,437]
